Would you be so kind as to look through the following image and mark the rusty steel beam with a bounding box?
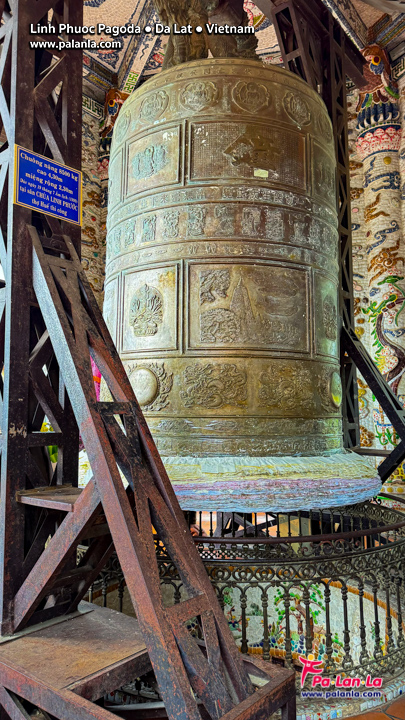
[268,0,364,450]
[30,226,294,719]
[0,0,82,636]
[262,0,366,93]
[269,0,405,473]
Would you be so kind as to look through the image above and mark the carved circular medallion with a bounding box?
[180,81,218,112]
[329,371,342,408]
[140,90,169,122]
[317,112,333,143]
[127,362,173,411]
[231,82,270,113]
[283,91,311,126]
[114,110,130,144]
[131,368,159,407]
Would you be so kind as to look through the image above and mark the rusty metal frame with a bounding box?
[322,13,362,450]
[267,0,405,480]
[264,0,365,451]
[0,2,296,719]
[0,0,82,637]
[25,227,296,719]
[3,0,401,716]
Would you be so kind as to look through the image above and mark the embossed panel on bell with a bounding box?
[187,262,310,353]
[121,264,179,354]
[189,122,305,189]
[126,125,182,198]
[105,58,380,513]
[108,150,123,210]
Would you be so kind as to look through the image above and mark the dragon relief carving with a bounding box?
[180,363,247,409]
[223,131,281,175]
[258,365,315,411]
[201,308,240,343]
[129,284,163,336]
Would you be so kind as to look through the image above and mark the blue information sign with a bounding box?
[14,146,82,225]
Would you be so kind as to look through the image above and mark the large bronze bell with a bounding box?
[104,58,380,512]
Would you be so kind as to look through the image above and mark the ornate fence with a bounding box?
[84,497,405,683]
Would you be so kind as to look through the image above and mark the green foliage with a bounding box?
[41,419,58,464]
[273,584,325,626]
[332,632,343,648]
[248,602,263,616]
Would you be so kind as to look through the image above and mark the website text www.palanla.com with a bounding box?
[299,657,383,702]
[29,38,121,51]
[301,689,382,700]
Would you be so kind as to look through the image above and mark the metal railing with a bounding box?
[82,497,405,682]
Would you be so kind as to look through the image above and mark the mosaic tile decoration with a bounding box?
[347,45,405,494]
[82,98,105,307]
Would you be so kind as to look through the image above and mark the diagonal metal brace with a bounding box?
[342,325,405,482]
[27,225,297,720]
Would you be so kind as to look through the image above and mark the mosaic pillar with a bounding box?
[353,46,404,493]
[82,97,104,307]
[97,89,129,306]
[347,86,375,449]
